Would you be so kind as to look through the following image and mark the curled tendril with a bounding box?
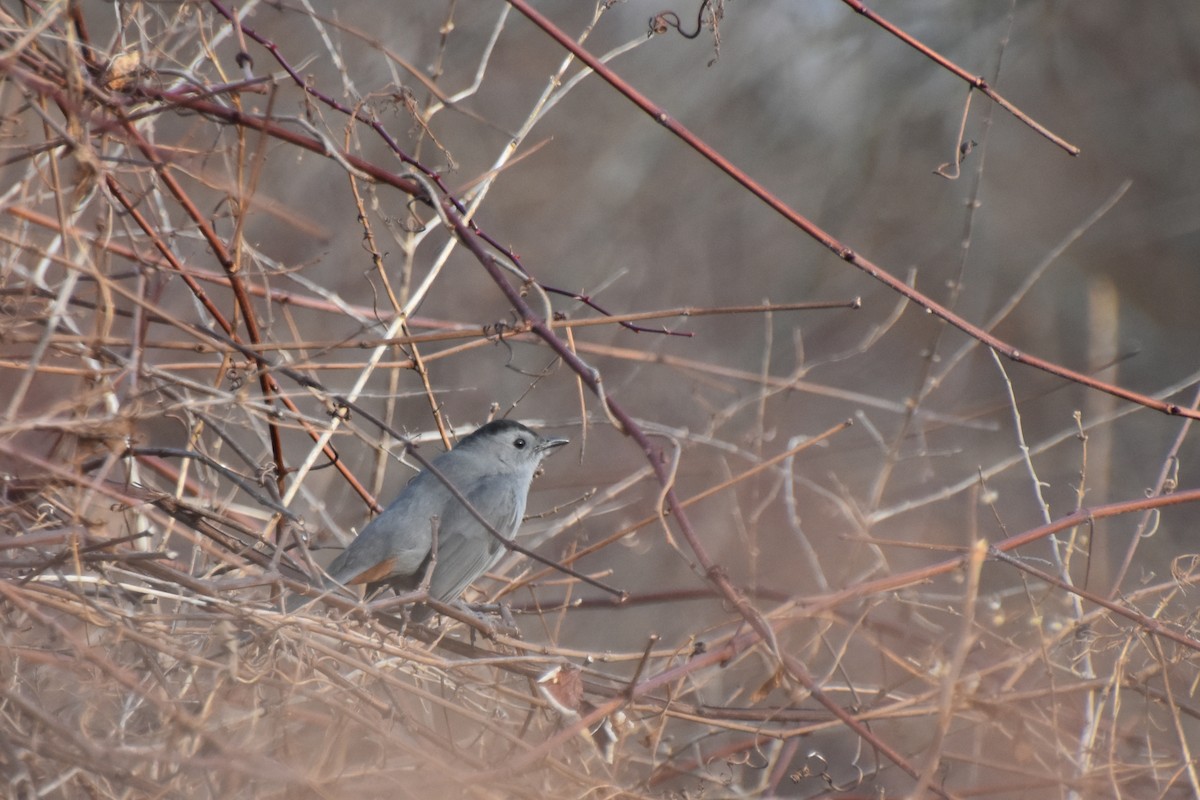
[649,0,713,38]
[482,321,517,365]
[792,752,866,792]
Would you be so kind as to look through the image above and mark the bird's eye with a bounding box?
[513,437,527,449]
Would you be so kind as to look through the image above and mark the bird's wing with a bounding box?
[426,478,522,604]
[325,471,443,587]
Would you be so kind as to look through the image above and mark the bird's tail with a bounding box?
[282,577,342,614]
[283,578,436,618]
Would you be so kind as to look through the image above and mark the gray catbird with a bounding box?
[289,419,568,615]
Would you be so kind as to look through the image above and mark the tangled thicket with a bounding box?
[3,2,1200,798]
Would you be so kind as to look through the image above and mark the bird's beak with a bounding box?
[538,436,569,453]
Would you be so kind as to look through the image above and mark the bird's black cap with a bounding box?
[462,419,536,442]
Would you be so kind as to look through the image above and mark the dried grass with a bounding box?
[2,3,1199,799]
